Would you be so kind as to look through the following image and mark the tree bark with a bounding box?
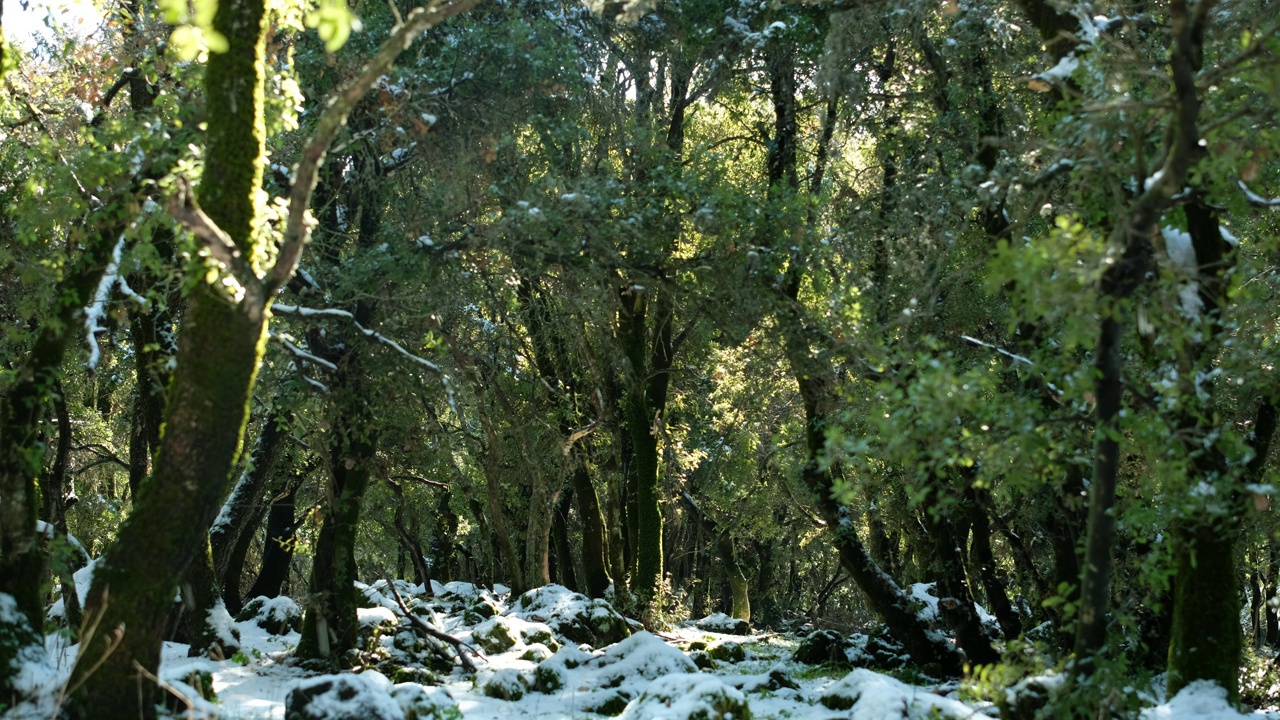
[246,464,310,600]
[68,0,270,712]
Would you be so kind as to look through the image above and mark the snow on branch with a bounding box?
[268,330,338,372]
[272,303,353,320]
[272,304,441,373]
[1238,179,1280,208]
[960,335,1033,365]
[85,236,125,370]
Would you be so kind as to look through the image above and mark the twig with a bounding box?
[383,575,482,673]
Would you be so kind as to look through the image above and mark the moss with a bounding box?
[587,691,630,716]
[1167,522,1242,702]
[708,641,746,663]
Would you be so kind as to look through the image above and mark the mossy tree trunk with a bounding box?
[617,284,674,605]
[67,0,269,713]
[297,353,378,661]
[246,460,311,600]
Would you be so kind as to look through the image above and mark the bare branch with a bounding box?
[383,575,482,673]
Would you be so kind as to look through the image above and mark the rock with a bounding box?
[693,612,750,635]
[819,669,974,718]
[619,673,750,720]
[238,596,302,635]
[848,631,909,670]
[472,616,560,654]
[285,672,404,720]
[520,643,553,662]
[391,683,457,720]
[689,650,714,670]
[508,584,631,647]
[997,673,1064,720]
[793,629,851,665]
[480,668,527,701]
[706,641,745,663]
[532,645,593,693]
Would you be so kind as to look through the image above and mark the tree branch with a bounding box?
[261,0,485,299]
[169,180,264,306]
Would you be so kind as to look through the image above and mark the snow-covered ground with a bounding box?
[7,581,1278,719]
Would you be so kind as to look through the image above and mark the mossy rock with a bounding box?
[391,666,439,685]
[587,691,631,716]
[473,619,517,654]
[237,596,302,635]
[693,612,751,635]
[521,643,553,662]
[508,585,632,647]
[619,674,750,720]
[480,668,527,701]
[533,663,565,693]
[286,674,403,720]
[707,641,745,663]
[765,668,799,691]
[689,650,715,670]
[392,683,459,720]
[997,675,1060,720]
[793,629,851,665]
[686,640,708,652]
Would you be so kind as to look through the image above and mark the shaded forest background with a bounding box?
[2,0,1280,715]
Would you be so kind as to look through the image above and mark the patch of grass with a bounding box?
[791,661,852,680]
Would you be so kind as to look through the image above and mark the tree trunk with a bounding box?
[39,380,82,633]
[1168,521,1241,699]
[68,0,269,711]
[210,411,290,615]
[0,219,122,697]
[967,488,1022,641]
[246,466,309,600]
[298,351,379,661]
[922,502,1000,666]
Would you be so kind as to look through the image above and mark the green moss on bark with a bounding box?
[66,0,268,713]
[1167,521,1242,702]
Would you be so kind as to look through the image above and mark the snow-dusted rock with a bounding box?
[706,640,745,663]
[390,683,457,720]
[286,671,404,720]
[478,667,528,701]
[819,668,974,718]
[793,629,850,664]
[693,612,750,635]
[1140,680,1259,720]
[620,673,750,720]
[507,584,631,647]
[238,596,302,635]
[472,615,559,654]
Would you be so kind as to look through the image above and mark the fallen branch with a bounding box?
[383,575,482,673]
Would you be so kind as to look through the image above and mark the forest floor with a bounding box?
[7,581,1275,720]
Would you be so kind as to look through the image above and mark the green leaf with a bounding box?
[305,0,362,53]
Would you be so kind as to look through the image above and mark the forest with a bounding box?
[1,0,1279,717]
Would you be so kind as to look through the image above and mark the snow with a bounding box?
[1038,53,1078,82]
[620,673,748,720]
[10,581,1260,720]
[908,582,999,630]
[1162,226,1198,274]
[84,235,125,370]
[820,669,975,718]
[1141,680,1269,720]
